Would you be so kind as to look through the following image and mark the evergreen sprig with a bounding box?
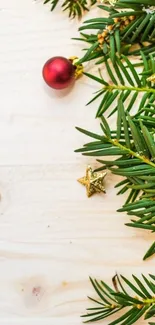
[76,2,155,63]
[43,0,97,18]
[82,274,155,324]
[75,99,155,259]
[82,52,155,118]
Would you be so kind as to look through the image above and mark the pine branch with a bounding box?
[83,274,155,324]
[75,6,155,263]
[76,3,155,63]
[43,0,97,18]
[75,100,155,259]
[81,52,155,118]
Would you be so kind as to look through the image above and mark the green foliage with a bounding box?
[83,52,155,118]
[83,274,155,324]
[74,2,155,264]
[43,0,97,18]
[76,2,155,63]
[75,98,155,259]
[75,10,155,260]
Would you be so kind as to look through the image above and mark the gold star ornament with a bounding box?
[78,166,107,197]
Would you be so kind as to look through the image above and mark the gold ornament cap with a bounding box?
[69,56,84,79]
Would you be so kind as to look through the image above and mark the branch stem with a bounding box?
[143,298,155,304]
[104,85,155,93]
[109,138,155,169]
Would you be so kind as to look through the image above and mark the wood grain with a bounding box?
[0,1,154,324]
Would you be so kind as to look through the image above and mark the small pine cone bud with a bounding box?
[98,33,102,39]
[98,37,104,44]
[107,25,114,31]
[147,73,155,83]
[124,19,130,26]
[120,24,124,31]
[129,15,135,21]
[114,17,120,23]
[102,30,108,37]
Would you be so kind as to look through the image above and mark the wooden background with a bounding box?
[0,1,154,324]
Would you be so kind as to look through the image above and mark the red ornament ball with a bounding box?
[42,56,75,89]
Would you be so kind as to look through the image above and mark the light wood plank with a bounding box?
[0,1,153,324]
